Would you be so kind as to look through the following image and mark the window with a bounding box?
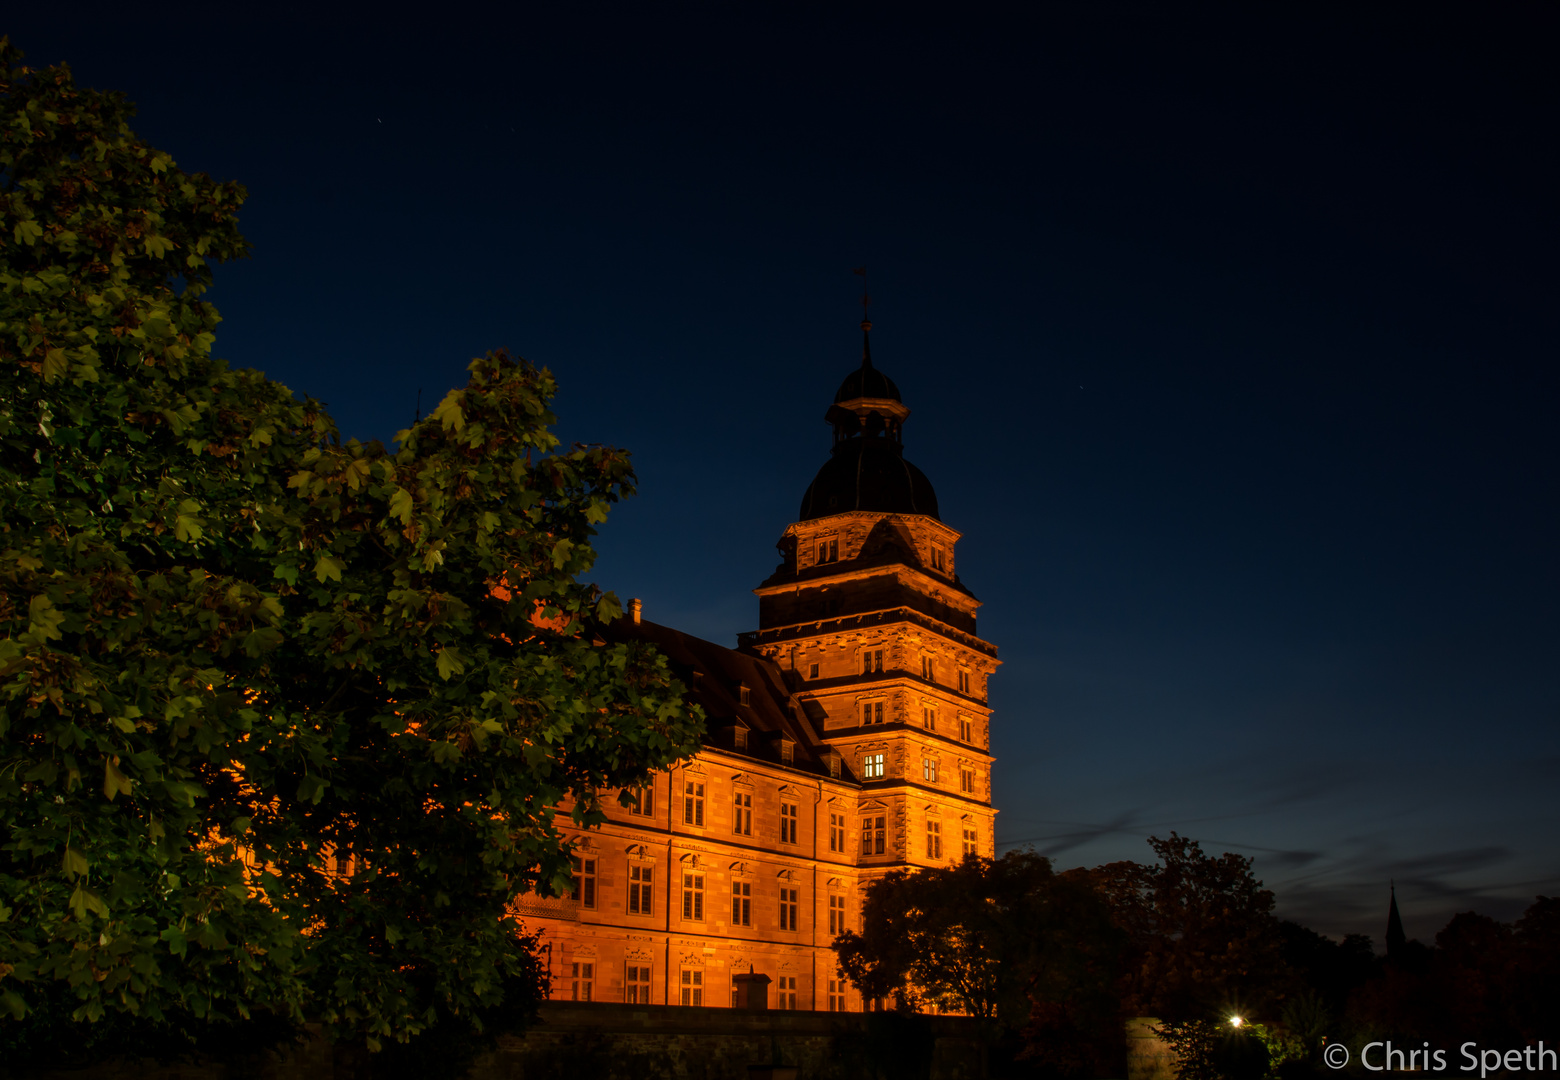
[926,820,943,860]
[922,757,938,782]
[861,648,883,674]
[921,704,937,730]
[808,662,820,679]
[628,864,654,915]
[861,700,884,725]
[828,894,846,935]
[627,784,654,817]
[780,802,798,844]
[570,962,593,1001]
[570,855,596,910]
[626,964,651,1004]
[733,727,748,750]
[739,684,751,706]
[732,880,752,926]
[682,871,705,920]
[733,791,752,836]
[921,656,935,682]
[862,815,886,856]
[778,887,799,931]
[957,668,971,694]
[827,754,841,779]
[960,767,975,795]
[829,812,845,852]
[931,544,946,572]
[959,715,973,743]
[818,538,839,563]
[963,826,979,857]
[828,978,846,1012]
[680,969,703,1006]
[776,975,797,1010]
[334,850,352,877]
[780,741,794,766]
[683,780,705,826]
[862,753,884,779]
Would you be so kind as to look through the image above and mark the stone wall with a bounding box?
[25,1003,985,1080]
[1124,1017,1177,1080]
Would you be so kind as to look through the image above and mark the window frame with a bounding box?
[625,963,651,1004]
[683,779,705,826]
[570,855,597,910]
[779,801,798,844]
[681,870,705,921]
[733,790,752,836]
[570,961,594,1002]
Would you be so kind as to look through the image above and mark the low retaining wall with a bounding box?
[486,1001,984,1080]
[23,1003,986,1080]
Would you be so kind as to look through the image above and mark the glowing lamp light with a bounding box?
[1230,1016,1244,1028]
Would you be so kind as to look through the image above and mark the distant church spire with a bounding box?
[1386,882,1407,960]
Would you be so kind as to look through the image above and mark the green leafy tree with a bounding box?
[832,851,1123,1074]
[0,39,702,1073]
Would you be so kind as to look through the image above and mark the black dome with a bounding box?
[834,364,901,404]
[799,438,939,521]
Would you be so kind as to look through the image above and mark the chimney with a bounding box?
[630,598,642,624]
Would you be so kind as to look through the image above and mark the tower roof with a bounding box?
[799,439,939,520]
[834,322,901,403]
[802,318,938,521]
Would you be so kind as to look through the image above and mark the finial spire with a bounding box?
[853,266,873,369]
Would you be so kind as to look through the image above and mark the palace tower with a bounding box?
[517,320,999,1011]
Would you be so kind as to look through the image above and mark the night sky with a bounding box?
[14,5,1557,943]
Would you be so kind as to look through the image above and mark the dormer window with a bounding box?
[817,537,839,564]
[733,727,748,751]
[930,544,946,572]
[739,684,751,706]
[780,740,795,766]
[809,662,820,680]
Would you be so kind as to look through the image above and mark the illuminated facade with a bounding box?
[517,323,999,1010]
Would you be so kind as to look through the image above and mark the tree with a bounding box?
[1081,834,1286,1024]
[1078,835,1287,1080]
[0,39,703,1073]
[832,851,1123,1075]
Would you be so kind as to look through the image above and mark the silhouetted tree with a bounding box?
[833,851,1124,1075]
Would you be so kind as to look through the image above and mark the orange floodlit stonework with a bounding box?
[516,324,998,1012]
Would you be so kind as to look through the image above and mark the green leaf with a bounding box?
[243,626,284,656]
[68,884,109,920]
[103,756,133,800]
[430,393,466,433]
[389,486,415,524]
[551,538,574,569]
[435,646,465,681]
[160,926,189,958]
[314,554,344,583]
[62,848,89,879]
[28,594,65,641]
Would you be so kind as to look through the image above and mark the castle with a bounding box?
[516,320,999,1011]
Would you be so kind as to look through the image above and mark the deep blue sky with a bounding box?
[14,4,1557,942]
